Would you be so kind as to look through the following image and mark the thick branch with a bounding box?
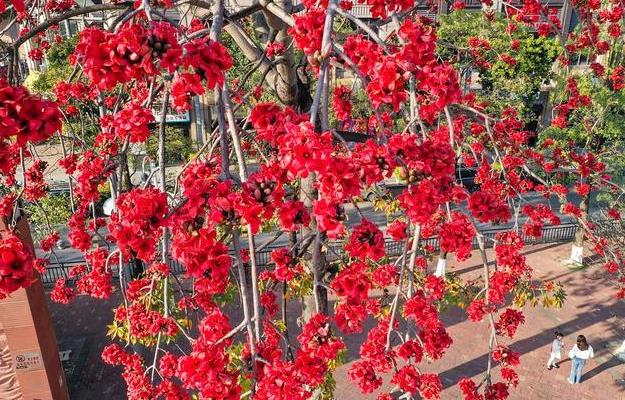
[12,3,130,49]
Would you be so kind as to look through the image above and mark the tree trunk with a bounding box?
[300,174,328,322]
[224,2,319,321]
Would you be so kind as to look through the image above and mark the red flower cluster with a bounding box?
[177,309,240,399]
[297,313,346,373]
[75,248,112,299]
[466,298,494,322]
[109,187,168,262]
[551,77,591,128]
[367,57,408,112]
[352,140,395,186]
[333,85,353,122]
[469,184,511,224]
[289,8,325,56]
[495,231,528,276]
[40,231,60,252]
[102,344,154,399]
[74,22,184,89]
[359,0,413,19]
[0,141,21,180]
[278,200,311,231]
[266,41,285,58]
[398,180,444,225]
[249,102,306,146]
[387,219,408,240]
[492,345,520,367]
[391,366,442,399]
[312,199,347,239]
[343,35,383,76]
[372,263,398,287]
[255,361,311,400]
[0,81,61,147]
[73,151,115,208]
[171,228,231,294]
[276,121,333,179]
[269,248,299,282]
[397,18,437,71]
[0,233,34,297]
[404,290,441,329]
[24,160,48,201]
[522,204,560,238]
[348,318,394,393]
[332,261,372,333]
[112,102,155,143]
[416,63,462,123]
[45,0,75,13]
[494,308,525,338]
[50,278,75,304]
[171,72,204,111]
[183,37,233,89]
[345,219,385,261]
[611,66,625,91]
[439,212,476,261]
[54,81,93,106]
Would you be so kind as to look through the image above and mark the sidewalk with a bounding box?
[333,242,625,400]
[47,242,625,399]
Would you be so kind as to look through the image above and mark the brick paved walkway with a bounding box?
[333,242,625,400]
[47,242,625,399]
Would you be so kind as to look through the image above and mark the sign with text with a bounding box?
[152,109,191,123]
[15,351,43,371]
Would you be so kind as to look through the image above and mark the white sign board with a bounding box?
[15,351,43,371]
[152,110,190,123]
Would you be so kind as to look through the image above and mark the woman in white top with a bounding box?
[568,335,594,384]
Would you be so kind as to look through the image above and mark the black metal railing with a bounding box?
[40,219,624,288]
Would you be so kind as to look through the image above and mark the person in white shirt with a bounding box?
[547,331,564,370]
[568,335,594,384]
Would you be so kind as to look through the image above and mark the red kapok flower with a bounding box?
[0,233,34,297]
[345,219,386,261]
[183,37,233,89]
[108,187,168,262]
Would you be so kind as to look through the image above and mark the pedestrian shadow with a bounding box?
[583,355,625,384]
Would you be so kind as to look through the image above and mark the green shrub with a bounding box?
[146,125,195,165]
[25,193,72,241]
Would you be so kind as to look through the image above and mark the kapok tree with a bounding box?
[0,0,624,399]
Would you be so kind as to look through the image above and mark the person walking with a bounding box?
[547,331,564,370]
[568,335,594,384]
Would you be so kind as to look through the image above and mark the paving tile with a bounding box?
[44,242,625,400]
[333,243,625,400]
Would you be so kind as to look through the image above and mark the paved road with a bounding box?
[40,188,605,265]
